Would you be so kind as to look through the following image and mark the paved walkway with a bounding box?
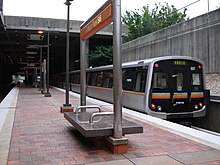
[1,85,220,165]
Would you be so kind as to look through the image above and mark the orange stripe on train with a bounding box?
[152,93,170,99]
[191,92,204,98]
[173,93,188,99]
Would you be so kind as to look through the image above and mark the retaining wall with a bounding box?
[122,9,220,74]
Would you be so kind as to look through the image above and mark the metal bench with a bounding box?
[75,105,101,113]
[64,105,143,137]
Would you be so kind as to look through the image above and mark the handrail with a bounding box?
[89,112,114,123]
[75,105,101,113]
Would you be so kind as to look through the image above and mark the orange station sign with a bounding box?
[80,2,112,40]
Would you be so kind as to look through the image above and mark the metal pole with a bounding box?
[64,0,71,106]
[207,0,209,12]
[45,30,51,96]
[112,0,122,139]
[43,59,47,92]
[39,46,43,91]
[80,39,86,107]
[85,40,89,69]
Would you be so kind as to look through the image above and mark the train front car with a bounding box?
[147,56,208,119]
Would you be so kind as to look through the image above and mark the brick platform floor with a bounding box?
[3,85,220,165]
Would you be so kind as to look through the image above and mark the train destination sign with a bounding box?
[174,60,186,65]
[80,1,112,40]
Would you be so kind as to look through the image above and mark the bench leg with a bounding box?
[105,136,128,154]
[60,106,74,113]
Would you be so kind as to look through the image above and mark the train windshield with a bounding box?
[150,59,204,114]
[152,73,168,89]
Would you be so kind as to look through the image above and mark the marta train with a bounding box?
[51,56,209,119]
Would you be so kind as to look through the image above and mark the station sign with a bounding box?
[80,1,112,40]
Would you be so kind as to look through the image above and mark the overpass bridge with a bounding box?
[0,14,127,87]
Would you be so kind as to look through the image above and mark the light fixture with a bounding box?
[38,30,44,34]
[64,0,73,5]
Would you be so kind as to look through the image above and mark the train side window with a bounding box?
[77,73,80,84]
[103,71,111,87]
[73,73,80,84]
[87,73,91,85]
[91,73,98,86]
[140,70,147,92]
[97,72,103,87]
[108,72,113,88]
[123,68,136,91]
[70,75,74,84]
[135,72,142,91]
[191,73,202,91]
[72,74,75,84]
[135,69,147,92]
[152,72,168,89]
[88,72,94,85]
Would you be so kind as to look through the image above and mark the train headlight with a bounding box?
[195,104,198,110]
[157,106,162,111]
[195,103,203,110]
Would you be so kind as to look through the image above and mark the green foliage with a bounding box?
[122,6,155,42]
[88,3,187,66]
[88,46,113,67]
[122,3,187,42]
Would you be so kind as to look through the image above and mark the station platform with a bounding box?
[1,84,220,165]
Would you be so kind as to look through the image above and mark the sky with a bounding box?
[2,0,220,21]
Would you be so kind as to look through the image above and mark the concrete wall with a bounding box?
[4,16,128,36]
[4,16,85,33]
[122,9,220,74]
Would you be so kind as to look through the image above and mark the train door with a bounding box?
[170,68,191,112]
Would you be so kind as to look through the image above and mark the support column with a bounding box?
[39,47,43,92]
[112,0,122,139]
[107,0,128,154]
[43,59,47,93]
[61,0,73,113]
[80,39,88,108]
[45,30,51,97]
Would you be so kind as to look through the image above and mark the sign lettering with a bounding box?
[80,3,112,40]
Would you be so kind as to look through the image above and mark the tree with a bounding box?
[87,3,187,67]
[122,3,187,42]
[122,6,155,42]
[88,46,113,67]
